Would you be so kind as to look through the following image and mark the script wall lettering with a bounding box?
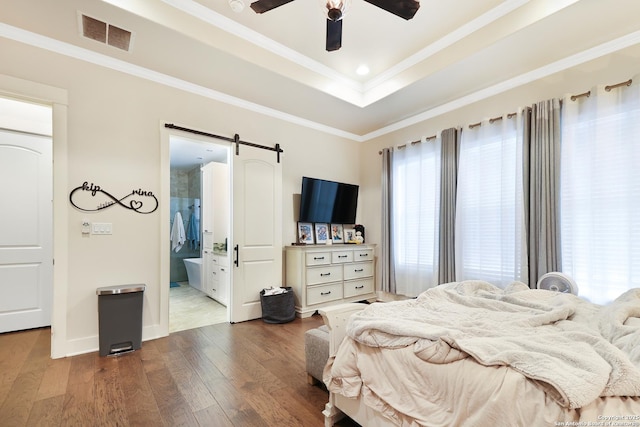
[69,181,158,214]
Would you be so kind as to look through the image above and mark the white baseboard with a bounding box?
[60,323,168,357]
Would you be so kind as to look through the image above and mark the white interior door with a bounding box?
[230,145,282,323]
[0,129,53,333]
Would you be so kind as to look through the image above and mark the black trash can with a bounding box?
[96,284,145,356]
[260,287,295,324]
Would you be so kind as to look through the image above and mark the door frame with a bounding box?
[0,74,69,358]
[159,123,231,334]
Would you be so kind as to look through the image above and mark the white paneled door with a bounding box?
[0,129,53,333]
[230,145,282,323]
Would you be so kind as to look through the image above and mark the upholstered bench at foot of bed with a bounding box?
[305,325,330,386]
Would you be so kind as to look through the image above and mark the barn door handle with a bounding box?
[234,244,239,267]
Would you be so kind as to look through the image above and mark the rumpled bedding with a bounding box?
[324,281,640,425]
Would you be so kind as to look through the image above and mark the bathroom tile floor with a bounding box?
[169,281,228,333]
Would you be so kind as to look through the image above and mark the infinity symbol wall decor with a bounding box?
[69,181,158,214]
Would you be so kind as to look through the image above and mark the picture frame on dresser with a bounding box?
[331,223,344,243]
[314,223,329,244]
[344,228,357,243]
[298,222,314,244]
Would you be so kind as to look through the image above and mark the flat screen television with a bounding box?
[299,176,359,224]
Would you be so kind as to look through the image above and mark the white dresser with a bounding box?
[285,244,376,318]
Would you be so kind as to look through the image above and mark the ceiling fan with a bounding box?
[249,0,421,51]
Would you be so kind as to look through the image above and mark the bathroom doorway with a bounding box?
[169,134,230,332]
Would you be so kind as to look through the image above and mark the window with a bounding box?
[392,139,441,296]
[455,116,527,286]
[561,85,640,304]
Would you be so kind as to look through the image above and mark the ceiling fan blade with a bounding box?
[326,18,342,52]
[250,0,295,14]
[363,0,420,20]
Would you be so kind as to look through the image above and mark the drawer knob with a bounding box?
[314,256,325,260]
[320,272,331,277]
[321,291,332,296]
[354,269,364,272]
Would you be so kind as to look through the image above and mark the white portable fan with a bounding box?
[536,272,579,295]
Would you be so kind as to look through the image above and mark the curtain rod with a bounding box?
[164,123,283,163]
[606,78,632,92]
[378,135,436,155]
[379,77,633,155]
[469,112,518,129]
[570,78,633,101]
[399,134,437,149]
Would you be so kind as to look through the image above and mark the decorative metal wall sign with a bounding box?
[69,181,158,214]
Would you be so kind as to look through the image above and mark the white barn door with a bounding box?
[0,129,53,333]
[229,145,282,323]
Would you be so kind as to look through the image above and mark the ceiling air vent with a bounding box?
[80,13,133,52]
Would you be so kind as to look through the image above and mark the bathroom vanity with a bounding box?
[203,247,229,306]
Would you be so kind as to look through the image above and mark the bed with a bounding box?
[320,281,640,427]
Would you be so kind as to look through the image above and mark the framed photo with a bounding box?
[344,228,357,243]
[297,222,314,244]
[314,223,329,244]
[331,223,344,243]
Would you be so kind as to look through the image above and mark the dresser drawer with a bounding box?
[344,278,374,298]
[307,283,343,305]
[307,265,343,285]
[306,252,331,266]
[353,248,374,262]
[331,250,353,263]
[343,262,373,280]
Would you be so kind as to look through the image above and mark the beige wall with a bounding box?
[0,37,361,356]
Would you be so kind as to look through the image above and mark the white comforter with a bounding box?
[328,281,640,411]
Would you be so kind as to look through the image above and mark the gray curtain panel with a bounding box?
[438,127,460,284]
[381,147,396,293]
[523,99,562,288]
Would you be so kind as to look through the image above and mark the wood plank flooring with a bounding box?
[0,316,360,426]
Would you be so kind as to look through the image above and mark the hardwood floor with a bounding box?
[0,316,360,426]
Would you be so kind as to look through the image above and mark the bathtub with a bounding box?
[183,258,203,291]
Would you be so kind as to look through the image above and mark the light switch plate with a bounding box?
[91,222,112,235]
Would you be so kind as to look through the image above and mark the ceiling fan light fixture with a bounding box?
[322,0,350,20]
[229,0,245,13]
[327,8,342,21]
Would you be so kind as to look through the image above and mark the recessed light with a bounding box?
[356,64,370,76]
[229,0,245,13]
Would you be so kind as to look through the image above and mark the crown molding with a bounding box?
[2,23,638,143]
